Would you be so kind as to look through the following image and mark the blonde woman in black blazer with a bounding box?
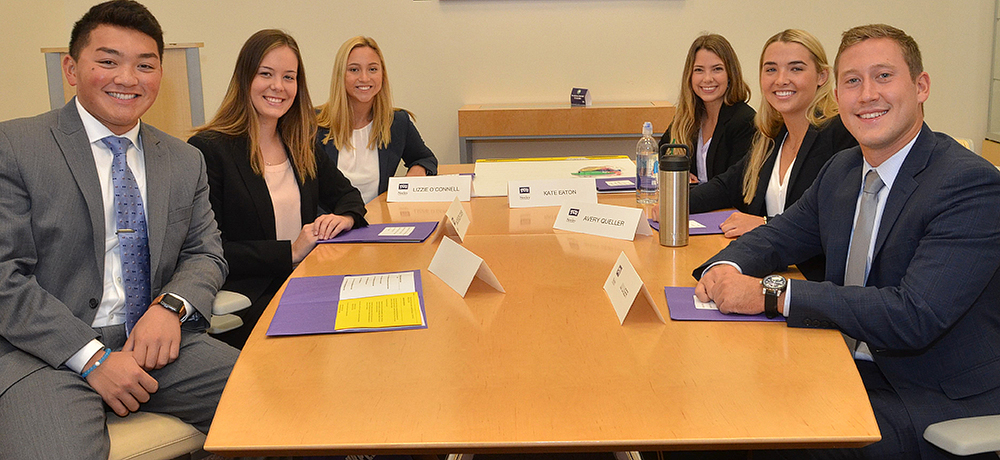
[189,30,366,348]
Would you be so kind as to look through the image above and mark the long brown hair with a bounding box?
[195,29,317,179]
[668,34,751,154]
[742,29,838,204]
[317,36,404,151]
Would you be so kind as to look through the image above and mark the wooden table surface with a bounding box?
[205,165,879,456]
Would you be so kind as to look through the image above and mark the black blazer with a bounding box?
[189,131,368,305]
[317,110,438,198]
[689,115,857,280]
[659,101,756,181]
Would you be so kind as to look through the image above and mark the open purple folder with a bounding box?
[319,221,439,243]
[664,286,784,322]
[647,210,737,235]
[267,270,428,336]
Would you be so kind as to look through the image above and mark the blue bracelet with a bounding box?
[81,348,112,379]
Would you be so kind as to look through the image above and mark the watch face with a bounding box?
[762,275,787,291]
[160,294,184,312]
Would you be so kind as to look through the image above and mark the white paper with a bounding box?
[606,179,634,187]
[428,237,504,297]
[378,226,415,237]
[473,157,636,197]
[442,197,471,242]
[602,252,664,324]
[340,272,416,300]
[388,175,472,202]
[689,220,707,230]
[553,202,650,241]
[693,295,718,310]
[507,178,598,208]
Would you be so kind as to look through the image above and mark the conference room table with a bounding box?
[204,164,880,457]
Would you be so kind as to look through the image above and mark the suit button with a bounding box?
[804,319,813,327]
[89,298,98,309]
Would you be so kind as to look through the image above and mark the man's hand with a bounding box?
[719,212,767,238]
[123,305,181,370]
[695,264,765,315]
[84,351,158,416]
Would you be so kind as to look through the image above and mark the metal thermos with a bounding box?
[658,144,690,247]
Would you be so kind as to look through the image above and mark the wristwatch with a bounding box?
[760,275,787,319]
[153,293,186,320]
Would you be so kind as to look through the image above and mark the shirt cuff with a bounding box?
[705,261,743,275]
[66,339,106,374]
[783,279,793,317]
[174,294,196,322]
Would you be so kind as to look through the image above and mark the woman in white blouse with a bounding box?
[687,29,857,281]
[316,36,438,204]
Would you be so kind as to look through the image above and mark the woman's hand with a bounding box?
[291,223,319,264]
[719,212,766,238]
[689,172,699,184]
[312,213,355,240]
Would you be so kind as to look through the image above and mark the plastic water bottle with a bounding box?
[636,121,658,204]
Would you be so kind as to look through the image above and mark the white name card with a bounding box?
[388,175,472,202]
[552,202,653,241]
[603,252,664,324]
[507,178,598,208]
[441,197,471,243]
[428,236,504,297]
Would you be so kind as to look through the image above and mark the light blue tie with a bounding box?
[102,136,151,335]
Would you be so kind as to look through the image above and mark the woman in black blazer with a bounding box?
[189,30,367,348]
[690,30,857,281]
[316,36,438,203]
[660,34,755,184]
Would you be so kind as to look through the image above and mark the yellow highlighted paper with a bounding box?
[335,292,424,330]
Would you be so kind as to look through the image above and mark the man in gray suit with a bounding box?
[693,25,1000,459]
[0,1,238,458]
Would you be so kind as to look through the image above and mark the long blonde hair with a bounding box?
[195,29,317,180]
[669,34,751,154]
[742,29,838,204]
[317,36,399,151]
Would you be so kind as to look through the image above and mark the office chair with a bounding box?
[107,290,251,460]
[923,415,1000,457]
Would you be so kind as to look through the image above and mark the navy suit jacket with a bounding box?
[316,110,438,197]
[695,125,1000,459]
[659,101,756,181]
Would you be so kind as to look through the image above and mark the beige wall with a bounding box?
[1,0,993,163]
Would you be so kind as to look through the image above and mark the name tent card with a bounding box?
[570,87,592,107]
[441,197,471,242]
[388,175,472,202]
[603,252,663,324]
[428,236,505,297]
[553,202,653,241]
[507,178,598,208]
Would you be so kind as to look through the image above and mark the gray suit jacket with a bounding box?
[695,125,1000,459]
[0,100,227,395]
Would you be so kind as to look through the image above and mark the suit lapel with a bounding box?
[783,124,820,208]
[235,139,277,240]
[704,103,734,177]
[53,102,106,272]
[140,125,168,283]
[872,125,932,258]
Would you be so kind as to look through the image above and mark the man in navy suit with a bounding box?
[693,24,1000,459]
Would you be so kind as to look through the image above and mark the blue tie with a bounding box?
[102,136,151,334]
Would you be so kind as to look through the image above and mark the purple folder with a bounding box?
[267,270,428,336]
[664,286,784,322]
[319,222,439,243]
[648,210,737,235]
[596,177,636,192]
